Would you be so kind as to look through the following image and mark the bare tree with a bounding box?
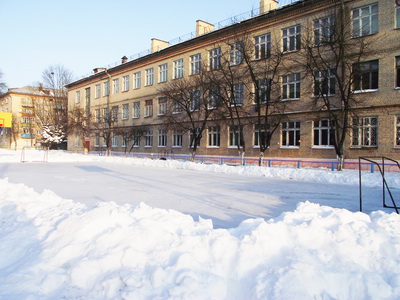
[68,105,93,153]
[299,0,378,170]
[0,70,7,95]
[158,73,216,160]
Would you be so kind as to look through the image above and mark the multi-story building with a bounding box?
[0,85,65,149]
[66,0,400,161]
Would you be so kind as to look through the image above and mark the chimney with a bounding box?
[196,20,214,37]
[39,83,43,92]
[121,56,128,64]
[260,0,278,14]
[151,38,169,53]
[93,67,106,74]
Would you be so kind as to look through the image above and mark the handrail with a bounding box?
[359,157,399,214]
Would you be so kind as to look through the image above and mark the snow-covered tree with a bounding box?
[41,124,66,149]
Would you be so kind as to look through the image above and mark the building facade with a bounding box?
[66,0,400,160]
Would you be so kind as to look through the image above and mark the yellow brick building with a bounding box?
[66,0,400,161]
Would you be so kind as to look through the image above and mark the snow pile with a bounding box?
[1,149,399,188]
[0,178,399,299]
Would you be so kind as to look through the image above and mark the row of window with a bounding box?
[92,115,399,150]
[75,3,399,103]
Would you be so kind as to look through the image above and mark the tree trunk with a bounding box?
[259,151,264,167]
[337,154,344,171]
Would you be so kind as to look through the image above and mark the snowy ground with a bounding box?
[0,149,399,299]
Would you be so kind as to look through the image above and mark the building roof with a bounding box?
[4,86,54,97]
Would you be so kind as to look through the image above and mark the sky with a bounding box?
[0,0,296,89]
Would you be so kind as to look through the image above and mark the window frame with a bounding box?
[282,73,301,100]
[123,75,130,92]
[314,15,335,45]
[396,56,400,88]
[158,97,167,115]
[113,78,119,94]
[95,84,101,98]
[230,42,244,66]
[352,3,379,37]
[281,121,300,147]
[190,54,202,75]
[208,125,220,147]
[254,33,271,60]
[352,116,378,147]
[172,130,183,147]
[229,125,244,148]
[174,59,184,79]
[159,63,168,83]
[145,68,154,86]
[353,60,379,92]
[231,83,244,105]
[396,4,400,29]
[134,71,141,89]
[313,119,335,148]
[314,68,336,96]
[209,47,221,70]
[144,100,153,117]
[282,25,301,52]
[158,128,167,147]
[122,103,129,120]
[132,101,140,119]
[144,129,153,147]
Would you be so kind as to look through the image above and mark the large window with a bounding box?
[174,59,184,79]
[95,134,100,147]
[158,97,167,115]
[208,87,221,109]
[95,109,101,123]
[313,120,335,147]
[254,124,270,147]
[144,129,153,147]
[112,133,118,148]
[255,33,271,59]
[122,103,129,120]
[132,101,140,118]
[134,72,141,89]
[231,83,244,105]
[95,84,101,98]
[76,91,80,103]
[352,116,377,147]
[397,5,400,29]
[172,131,183,147]
[158,129,167,147]
[208,126,220,147]
[353,60,379,91]
[144,100,153,117]
[111,105,118,122]
[132,129,141,147]
[258,78,272,103]
[190,54,201,75]
[123,75,130,92]
[282,73,300,100]
[190,90,201,111]
[189,128,201,148]
[103,107,109,123]
[283,25,301,52]
[159,63,168,83]
[104,81,110,96]
[230,42,244,65]
[209,47,221,70]
[314,68,336,96]
[314,16,335,45]
[352,3,378,37]
[229,125,244,147]
[396,56,400,88]
[113,78,119,94]
[145,68,154,86]
[282,121,300,147]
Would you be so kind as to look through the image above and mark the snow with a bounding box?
[0,149,400,299]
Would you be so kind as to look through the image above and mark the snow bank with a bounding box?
[0,178,399,300]
[1,149,399,188]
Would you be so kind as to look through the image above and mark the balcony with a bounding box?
[21,133,35,138]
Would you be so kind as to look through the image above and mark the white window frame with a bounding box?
[397,5,400,29]
[229,125,244,147]
[208,126,220,147]
[95,84,101,98]
[190,90,201,111]
[231,83,244,105]
[158,128,167,147]
[112,133,118,148]
[144,100,153,117]
[111,105,118,122]
[159,63,168,83]
[113,78,119,94]
[353,60,379,92]
[352,3,379,37]
[134,71,141,89]
[104,81,110,96]
[144,129,153,147]
[174,59,184,79]
[352,116,378,147]
[190,54,201,75]
[122,103,129,120]
[314,68,336,96]
[255,34,271,60]
[282,25,301,52]
[230,42,244,66]
[158,98,167,115]
[282,73,301,100]
[132,101,140,118]
[314,16,335,45]
[123,75,130,92]
[95,109,101,123]
[313,120,335,148]
[172,131,183,147]
[95,133,100,147]
[281,121,300,147]
[209,47,221,70]
[145,68,154,86]
[208,87,220,109]
[254,124,270,147]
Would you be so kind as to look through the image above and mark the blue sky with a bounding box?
[0,0,293,88]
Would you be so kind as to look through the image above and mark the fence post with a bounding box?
[370,163,374,173]
[297,161,301,169]
[268,160,271,167]
[331,162,335,171]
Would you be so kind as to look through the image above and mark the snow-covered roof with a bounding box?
[7,86,54,97]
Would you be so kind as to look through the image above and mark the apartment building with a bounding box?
[0,86,65,149]
[66,0,400,160]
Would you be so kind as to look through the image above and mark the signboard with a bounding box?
[0,112,12,128]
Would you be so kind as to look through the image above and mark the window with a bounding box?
[283,25,301,52]
[122,132,128,148]
[158,97,167,115]
[282,73,300,99]
[314,68,336,96]
[229,125,244,147]
[112,133,118,148]
[111,105,118,121]
[85,88,90,117]
[95,134,100,147]
[190,90,201,111]
[144,129,153,147]
[158,129,167,147]
[76,91,80,103]
[352,116,377,147]
[103,107,109,122]
[230,42,244,65]
[95,109,101,123]
[134,72,141,89]
[173,100,183,114]
[314,16,335,45]
[104,81,110,96]
[255,34,271,59]
[144,100,153,117]
[231,83,244,105]
[313,120,335,147]
[132,101,140,118]
[172,131,183,147]
[189,128,201,148]
[352,4,378,37]
[396,116,400,147]
[95,84,101,98]
[282,121,300,147]
[132,129,141,147]
[113,78,119,94]
[159,63,168,83]
[174,59,184,79]
[123,75,130,92]
[208,87,221,109]
[190,54,201,75]
[254,124,270,147]
[208,126,220,147]
[102,137,107,148]
[396,56,400,88]
[122,103,129,120]
[209,47,221,70]
[145,68,154,86]
[258,78,272,103]
[353,60,379,91]
[397,5,400,29]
